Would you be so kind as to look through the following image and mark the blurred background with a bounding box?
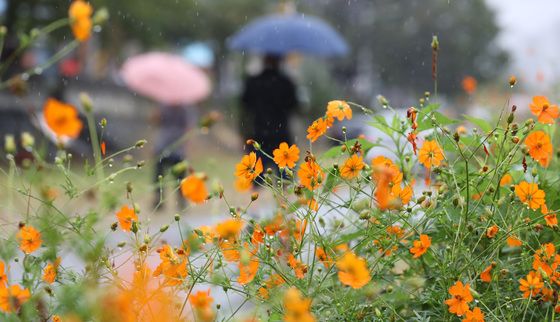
[2,0,560,315]
[1,0,559,192]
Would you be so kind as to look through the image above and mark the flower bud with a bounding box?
[80,92,93,112]
[93,7,110,24]
[174,214,180,221]
[135,140,147,148]
[160,225,169,233]
[100,118,107,128]
[507,113,514,124]
[4,135,16,154]
[431,35,439,51]
[131,221,139,233]
[21,132,34,150]
[126,182,133,193]
[509,76,517,87]
[251,192,259,201]
[111,222,118,231]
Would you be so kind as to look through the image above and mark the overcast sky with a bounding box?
[486,0,560,88]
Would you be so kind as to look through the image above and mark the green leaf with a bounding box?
[417,111,457,131]
[464,115,492,133]
[321,138,377,159]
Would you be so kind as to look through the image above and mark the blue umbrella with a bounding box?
[228,14,349,57]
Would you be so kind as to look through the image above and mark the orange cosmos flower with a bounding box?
[190,289,213,309]
[18,225,42,254]
[215,219,243,241]
[462,307,485,322]
[530,95,559,124]
[486,225,499,238]
[43,257,61,284]
[0,262,6,288]
[506,235,522,247]
[525,130,553,167]
[340,154,364,179]
[189,290,215,322]
[0,285,31,313]
[315,247,332,268]
[287,254,308,279]
[519,271,544,298]
[544,213,558,227]
[153,244,188,286]
[480,262,495,283]
[181,174,208,204]
[532,243,559,277]
[462,76,477,94]
[418,140,444,168]
[69,0,93,42]
[326,100,352,121]
[258,274,285,299]
[371,156,403,185]
[445,281,474,316]
[306,117,328,142]
[238,246,259,285]
[273,142,300,168]
[515,181,546,210]
[336,252,371,289]
[409,234,431,258]
[235,152,263,182]
[43,98,83,139]
[116,205,137,232]
[219,240,241,262]
[283,287,316,322]
[298,159,325,191]
[499,173,512,187]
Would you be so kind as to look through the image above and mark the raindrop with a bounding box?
[21,73,29,81]
[34,67,43,75]
[93,25,102,33]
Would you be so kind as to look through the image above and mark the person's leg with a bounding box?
[169,155,187,209]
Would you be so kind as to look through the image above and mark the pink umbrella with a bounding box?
[120,52,211,105]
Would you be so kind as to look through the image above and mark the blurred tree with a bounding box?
[304,0,507,96]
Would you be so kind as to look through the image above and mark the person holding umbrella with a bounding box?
[120,52,211,209]
[229,9,349,180]
[240,54,298,175]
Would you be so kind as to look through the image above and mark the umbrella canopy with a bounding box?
[228,14,349,57]
[120,52,211,105]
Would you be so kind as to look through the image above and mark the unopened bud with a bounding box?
[80,92,93,112]
[93,7,110,24]
[160,225,169,233]
[251,192,259,201]
[509,76,517,87]
[21,132,34,150]
[135,140,147,148]
[4,135,16,154]
[431,35,439,51]
[131,221,139,233]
